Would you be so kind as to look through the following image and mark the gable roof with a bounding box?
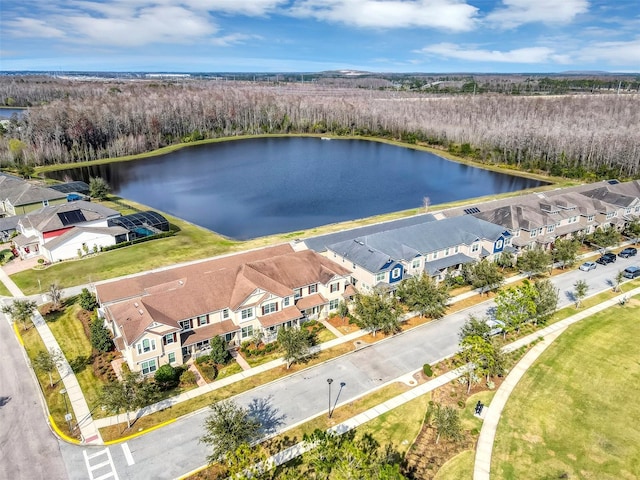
[303,213,437,252]
[99,245,349,345]
[0,176,67,207]
[19,200,119,233]
[43,225,129,251]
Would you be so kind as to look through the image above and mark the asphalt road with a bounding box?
[0,309,69,480]
[13,253,640,480]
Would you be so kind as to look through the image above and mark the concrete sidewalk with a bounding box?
[1,266,103,445]
[473,286,640,480]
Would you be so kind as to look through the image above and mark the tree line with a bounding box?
[1,76,639,179]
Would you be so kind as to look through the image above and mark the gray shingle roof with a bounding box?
[326,215,507,273]
[425,253,475,275]
[302,214,437,252]
[20,200,119,232]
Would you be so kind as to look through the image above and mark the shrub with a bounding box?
[422,363,433,377]
[209,336,231,365]
[37,258,45,264]
[180,369,197,386]
[195,353,210,364]
[89,317,113,353]
[69,355,91,373]
[78,288,98,311]
[487,380,496,390]
[457,400,465,408]
[154,364,179,390]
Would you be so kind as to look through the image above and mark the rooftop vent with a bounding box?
[134,302,139,308]
[138,309,144,315]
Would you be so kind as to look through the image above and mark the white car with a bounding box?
[579,261,597,272]
[486,319,505,336]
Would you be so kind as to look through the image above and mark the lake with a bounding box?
[0,108,25,119]
[45,137,546,240]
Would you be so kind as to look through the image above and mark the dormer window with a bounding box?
[375,272,386,283]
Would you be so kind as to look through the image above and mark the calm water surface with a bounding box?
[46,137,545,239]
[0,108,25,118]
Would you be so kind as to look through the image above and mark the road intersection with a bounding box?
[2,252,638,479]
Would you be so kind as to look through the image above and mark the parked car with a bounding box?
[595,253,617,265]
[623,266,640,279]
[618,247,638,258]
[485,319,505,336]
[579,261,597,271]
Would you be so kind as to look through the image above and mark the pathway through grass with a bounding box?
[492,299,640,480]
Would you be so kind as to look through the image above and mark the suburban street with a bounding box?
[0,309,70,480]
[3,253,637,480]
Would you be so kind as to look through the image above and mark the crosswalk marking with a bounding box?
[121,442,135,466]
[83,448,119,480]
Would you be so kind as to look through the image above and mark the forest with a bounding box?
[1,75,639,179]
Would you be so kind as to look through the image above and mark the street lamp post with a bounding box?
[327,378,333,418]
[60,388,72,433]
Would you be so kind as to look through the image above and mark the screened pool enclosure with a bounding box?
[108,211,170,240]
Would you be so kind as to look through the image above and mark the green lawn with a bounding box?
[435,450,475,480]
[492,299,640,480]
[42,303,107,411]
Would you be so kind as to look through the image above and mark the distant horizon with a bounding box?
[1,70,638,76]
[2,1,639,73]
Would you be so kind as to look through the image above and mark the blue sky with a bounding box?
[1,0,639,73]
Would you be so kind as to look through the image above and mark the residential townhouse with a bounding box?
[95,245,352,374]
[442,180,640,251]
[321,215,511,290]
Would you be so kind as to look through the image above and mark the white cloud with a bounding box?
[210,33,258,47]
[61,5,216,47]
[290,0,478,31]
[575,38,640,66]
[186,0,287,16]
[486,0,589,28]
[418,43,571,63]
[6,18,66,38]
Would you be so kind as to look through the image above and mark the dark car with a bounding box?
[623,266,640,279]
[596,252,617,265]
[618,247,638,258]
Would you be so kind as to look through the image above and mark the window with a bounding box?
[42,200,49,207]
[136,338,156,355]
[283,296,290,307]
[432,251,438,259]
[294,289,302,299]
[309,284,317,294]
[391,267,402,280]
[514,229,520,237]
[547,225,555,233]
[329,299,339,310]
[180,320,192,331]
[197,315,208,327]
[352,263,357,269]
[140,359,157,375]
[241,325,254,339]
[531,229,538,238]
[495,239,503,250]
[330,282,340,293]
[262,302,278,315]
[472,243,479,252]
[168,352,176,364]
[412,259,420,269]
[588,215,594,222]
[241,308,253,320]
[164,333,175,345]
[225,332,233,342]
[444,248,450,256]
[505,237,512,246]
[454,246,459,253]
[375,272,386,283]
[222,309,229,319]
